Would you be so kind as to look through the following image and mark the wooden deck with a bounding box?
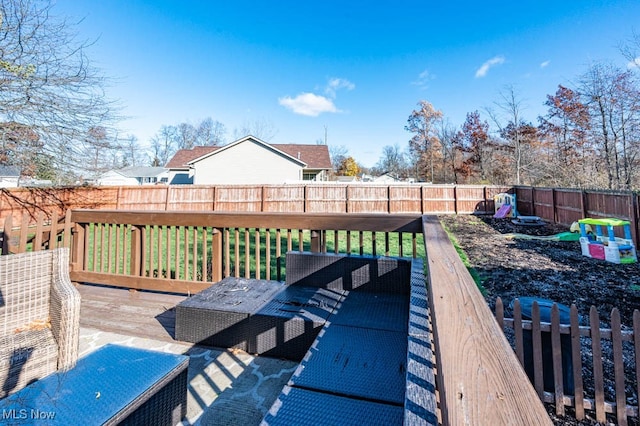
[77,283,188,342]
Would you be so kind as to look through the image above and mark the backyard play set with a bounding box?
[494,193,637,264]
[577,218,637,264]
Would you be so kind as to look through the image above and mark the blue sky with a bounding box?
[56,1,640,167]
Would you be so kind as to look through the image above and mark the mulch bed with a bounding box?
[440,214,640,426]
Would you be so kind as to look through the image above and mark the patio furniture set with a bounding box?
[0,249,188,425]
[0,248,436,425]
[176,252,437,425]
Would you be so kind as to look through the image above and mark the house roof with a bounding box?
[270,144,332,170]
[116,166,167,178]
[165,146,219,169]
[0,165,20,177]
[188,136,307,167]
[165,138,332,171]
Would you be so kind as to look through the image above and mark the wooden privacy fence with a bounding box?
[0,184,512,225]
[515,186,640,245]
[496,297,640,425]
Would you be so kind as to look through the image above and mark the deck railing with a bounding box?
[2,209,551,424]
[66,209,424,294]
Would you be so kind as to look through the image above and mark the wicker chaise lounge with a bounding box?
[0,248,81,398]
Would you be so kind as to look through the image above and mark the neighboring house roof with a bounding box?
[270,144,332,170]
[187,136,306,167]
[0,165,20,177]
[373,172,400,182]
[164,136,332,171]
[165,146,219,169]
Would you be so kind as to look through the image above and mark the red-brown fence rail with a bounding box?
[496,297,640,425]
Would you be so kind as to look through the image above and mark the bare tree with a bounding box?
[538,85,592,187]
[175,122,197,149]
[577,62,640,189]
[233,117,278,141]
[195,117,226,146]
[436,120,460,183]
[491,86,529,185]
[121,134,143,167]
[374,144,407,178]
[0,0,119,182]
[150,125,176,166]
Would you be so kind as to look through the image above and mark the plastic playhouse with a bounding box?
[494,193,517,218]
[578,218,637,264]
[494,192,545,226]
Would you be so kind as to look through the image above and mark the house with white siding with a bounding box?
[0,165,20,188]
[97,166,168,186]
[165,136,332,185]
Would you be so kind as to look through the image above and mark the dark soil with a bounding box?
[440,214,640,426]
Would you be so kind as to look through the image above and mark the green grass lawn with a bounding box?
[85,224,425,282]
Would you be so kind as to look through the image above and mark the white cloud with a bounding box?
[475,55,505,78]
[540,60,550,68]
[325,78,355,98]
[278,92,338,117]
[628,57,640,69]
[412,69,435,89]
[280,77,353,116]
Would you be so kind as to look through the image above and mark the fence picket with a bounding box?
[495,298,504,329]
[499,300,638,424]
[590,306,606,423]
[611,308,627,426]
[514,300,524,365]
[570,304,585,420]
[635,310,640,420]
[532,301,544,398]
[550,303,564,416]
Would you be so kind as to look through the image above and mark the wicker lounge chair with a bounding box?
[0,248,81,398]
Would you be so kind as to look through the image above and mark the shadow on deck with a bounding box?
[76,283,297,425]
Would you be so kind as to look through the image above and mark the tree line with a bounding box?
[396,47,640,190]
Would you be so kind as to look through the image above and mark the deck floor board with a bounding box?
[77,283,187,342]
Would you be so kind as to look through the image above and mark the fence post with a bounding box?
[630,192,639,247]
[453,185,458,214]
[531,187,536,216]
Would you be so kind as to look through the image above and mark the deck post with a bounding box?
[310,230,321,253]
[212,228,223,282]
[130,225,143,276]
[1,215,12,254]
